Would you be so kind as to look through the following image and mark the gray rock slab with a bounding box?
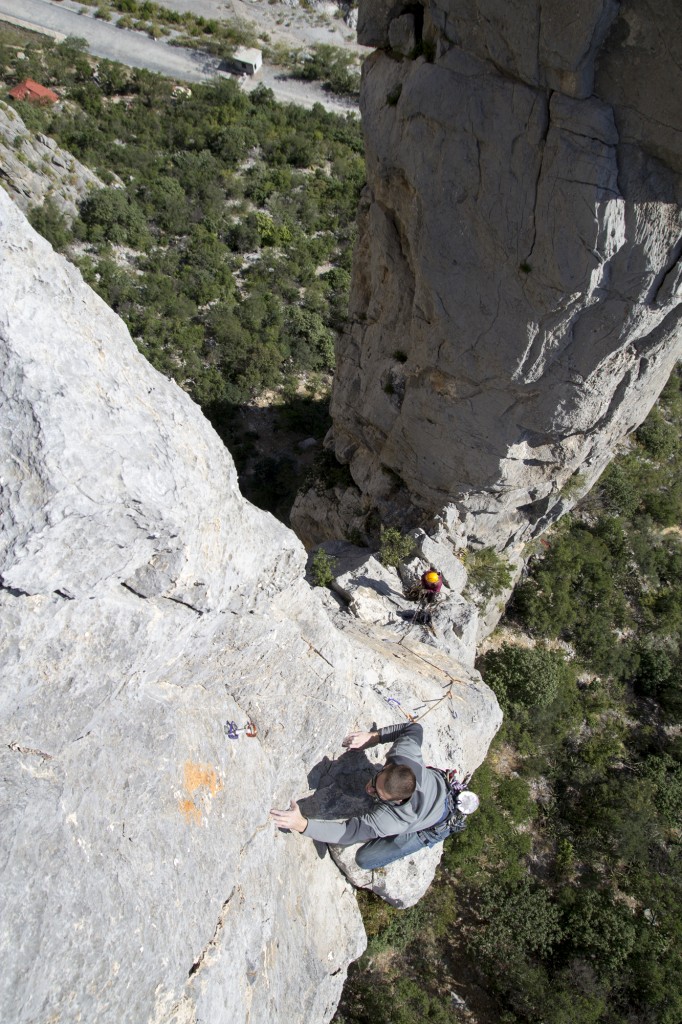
[388,14,417,57]
[0,190,501,1024]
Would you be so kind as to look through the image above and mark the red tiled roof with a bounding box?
[8,79,59,103]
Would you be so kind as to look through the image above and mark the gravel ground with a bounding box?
[151,0,365,54]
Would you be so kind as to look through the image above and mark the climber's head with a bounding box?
[425,570,440,585]
[366,763,416,803]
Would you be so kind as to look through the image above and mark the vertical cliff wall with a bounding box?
[0,189,501,1023]
[325,0,682,550]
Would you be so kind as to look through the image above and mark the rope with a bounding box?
[398,594,427,646]
[386,696,417,723]
[385,685,458,725]
[411,687,455,722]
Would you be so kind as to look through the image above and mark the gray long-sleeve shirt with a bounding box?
[303,723,449,845]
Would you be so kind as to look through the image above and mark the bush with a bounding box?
[636,408,678,458]
[464,547,513,600]
[562,889,637,976]
[378,527,414,567]
[510,523,630,675]
[311,548,336,587]
[478,643,573,716]
[79,187,149,247]
[474,877,563,964]
[291,44,361,97]
[28,198,72,250]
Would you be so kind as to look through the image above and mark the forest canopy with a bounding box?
[2,34,363,421]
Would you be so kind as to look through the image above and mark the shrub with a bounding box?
[378,527,414,567]
[510,523,630,675]
[474,877,563,964]
[28,198,72,251]
[465,547,513,600]
[563,889,637,976]
[79,187,149,247]
[311,547,336,587]
[636,408,678,458]
[478,643,573,716]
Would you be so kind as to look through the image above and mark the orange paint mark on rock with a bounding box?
[183,762,224,797]
[178,797,202,826]
[178,761,224,826]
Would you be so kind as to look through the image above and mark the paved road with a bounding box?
[0,0,358,113]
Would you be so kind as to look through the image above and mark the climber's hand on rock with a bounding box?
[342,731,378,750]
[270,799,308,833]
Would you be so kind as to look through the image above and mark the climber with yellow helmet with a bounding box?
[403,566,443,629]
[420,566,443,603]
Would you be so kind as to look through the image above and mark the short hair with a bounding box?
[381,763,416,800]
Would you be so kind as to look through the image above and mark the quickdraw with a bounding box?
[384,696,416,722]
[412,688,458,721]
[385,686,457,724]
[224,720,258,739]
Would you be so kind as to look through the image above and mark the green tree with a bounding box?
[562,889,637,976]
[28,198,71,251]
[79,187,149,246]
[465,547,513,601]
[281,306,335,371]
[478,644,573,716]
[378,528,414,567]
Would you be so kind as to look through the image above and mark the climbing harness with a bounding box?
[224,719,258,739]
[430,766,473,834]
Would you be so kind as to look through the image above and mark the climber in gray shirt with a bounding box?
[270,722,479,870]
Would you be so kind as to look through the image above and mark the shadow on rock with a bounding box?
[299,749,379,825]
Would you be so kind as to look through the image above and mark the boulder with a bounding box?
[388,14,417,57]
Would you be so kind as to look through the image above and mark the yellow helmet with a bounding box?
[425,571,439,584]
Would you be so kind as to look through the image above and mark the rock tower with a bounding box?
[295,0,682,552]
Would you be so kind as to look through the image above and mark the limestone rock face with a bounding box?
[0,191,501,1024]
[0,101,104,220]
[327,0,682,551]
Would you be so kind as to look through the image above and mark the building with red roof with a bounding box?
[8,79,59,104]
